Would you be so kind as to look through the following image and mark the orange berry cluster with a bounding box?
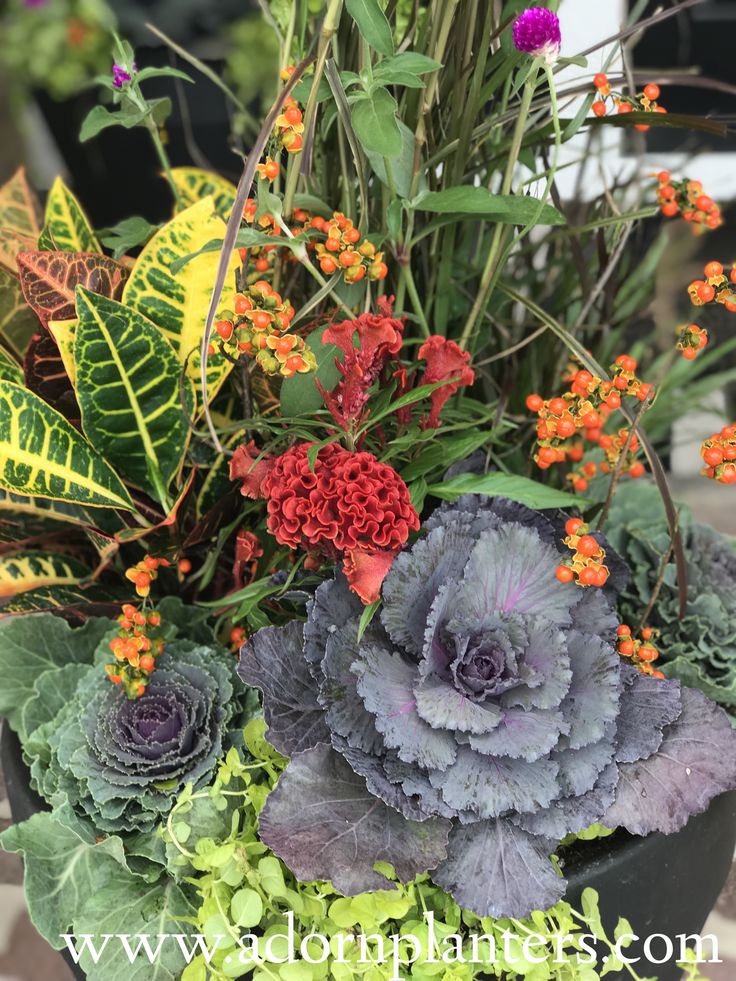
[688,261,736,313]
[229,625,247,653]
[275,95,304,153]
[526,356,653,490]
[591,75,666,131]
[616,624,664,678]
[555,518,610,588]
[105,603,165,699]
[676,323,708,361]
[256,156,280,182]
[216,281,316,378]
[655,171,722,231]
[124,555,170,598]
[311,212,389,283]
[568,428,645,493]
[700,424,736,484]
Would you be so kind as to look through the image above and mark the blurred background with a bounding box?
[0,0,735,977]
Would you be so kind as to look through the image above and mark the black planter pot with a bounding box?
[2,721,735,981]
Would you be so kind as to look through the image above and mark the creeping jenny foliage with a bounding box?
[606,481,736,719]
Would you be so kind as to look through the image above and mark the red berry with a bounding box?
[526,394,544,412]
[661,201,678,218]
[618,639,635,656]
[555,565,574,584]
[617,624,632,636]
[695,195,714,213]
[548,397,567,416]
[657,170,670,184]
[593,73,608,89]
[703,446,724,467]
[643,83,660,101]
[565,517,584,536]
[617,102,633,114]
[697,283,715,303]
[139,655,155,673]
[576,535,599,557]
[592,101,606,117]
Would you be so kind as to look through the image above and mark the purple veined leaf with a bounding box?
[552,725,617,799]
[432,818,564,918]
[258,743,451,894]
[614,664,682,764]
[558,630,621,751]
[414,672,504,736]
[468,706,568,761]
[516,762,619,840]
[238,621,330,756]
[604,686,736,836]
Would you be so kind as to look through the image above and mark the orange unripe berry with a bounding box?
[548,397,567,416]
[618,639,635,656]
[657,170,671,184]
[234,294,251,315]
[578,566,598,585]
[573,478,588,493]
[616,354,637,373]
[565,517,584,536]
[325,236,341,252]
[639,646,659,662]
[255,257,269,272]
[721,464,736,483]
[320,256,337,274]
[216,319,233,341]
[252,311,272,331]
[526,394,544,412]
[659,184,675,199]
[344,227,361,244]
[593,73,608,89]
[576,535,599,557]
[628,461,645,478]
[538,447,558,465]
[641,627,653,640]
[139,655,155,673]
[372,261,388,280]
[703,446,724,467]
[643,83,660,101]
[110,674,123,684]
[284,106,302,125]
[178,558,192,574]
[617,102,633,114]
[695,195,713,213]
[555,565,574,583]
[617,624,632,636]
[338,249,359,267]
[704,261,723,279]
[592,101,606,117]
[697,283,715,303]
[661,202,678,217]
[135,572,151,589]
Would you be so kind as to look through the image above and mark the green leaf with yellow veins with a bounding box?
[0,379,133,510]
[122,196,239,402]
[0,550,91,600]
[44,177,101,253]
[74,287,195,504]
[0,167,40,271]
[0,265,40,359]
[171,167,237,217]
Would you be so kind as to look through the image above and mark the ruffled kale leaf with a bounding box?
[241,495,736,918]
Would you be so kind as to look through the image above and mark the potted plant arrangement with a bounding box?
[1,3,736,981]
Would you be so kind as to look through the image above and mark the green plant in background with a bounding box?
[0,0,115,104]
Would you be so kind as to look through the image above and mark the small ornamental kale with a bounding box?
[0,603,250,834]
[241,495,736,918]
[607,480,736,716]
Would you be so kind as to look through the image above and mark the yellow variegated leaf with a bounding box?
[0,550,90,597]
[0,487,124,532]
[47,317,78,385]
[0,167,40,271]
[44,177,101,254]
[0,265,40,359]
[0,348,23,385]
[0,380,134,510]
[122,196,238,400]
[170,167,237,216]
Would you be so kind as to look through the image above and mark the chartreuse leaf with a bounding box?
[0,167,40,271]
[0,380,133,510]
[170,167,237,216]
[0,550,91,598]
[44,177,101,253]
[47,317,78,384]
[122,197,238,400]
[410,186,565,225]
[74,288,195,504]
[427,472,586,508]
[0,265,38,359]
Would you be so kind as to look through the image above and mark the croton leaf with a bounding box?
[0,550,91,599]
[74,288,195,502]
[0,167,40,271]
[0,265,40,359]
[0,379,133,510]
[24,331,80,426]
[170,166,237,216]
[43,177,101,253]
[604,686,736,835]
[47,317,77,383]
[122,196,238,399]
[432,819,564,918]
[16,250,128,325]
[0,487,124,534]
[0,582,122,617]
[0,347,22,385]
[259,743,451,894]
[238,621,331,755]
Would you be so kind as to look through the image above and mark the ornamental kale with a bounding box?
[606,480,736,716]
[240,495,736,919]
[0,600,251,833]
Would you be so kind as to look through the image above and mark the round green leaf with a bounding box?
[230,887,263,928]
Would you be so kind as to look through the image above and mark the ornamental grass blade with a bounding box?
[198,54,315,452]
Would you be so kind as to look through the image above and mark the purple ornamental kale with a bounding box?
[240,495,736,918]
[512,6,561,64]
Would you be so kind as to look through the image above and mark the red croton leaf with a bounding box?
[23,332,81,427]
[16,250,128,325]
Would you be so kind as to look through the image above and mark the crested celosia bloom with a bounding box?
[418,336,475,428]
[512,7,561,64]
[230,441,419,603]
[320,298,404,429]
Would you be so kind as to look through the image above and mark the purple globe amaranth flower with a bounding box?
[513,6,561,64]
[112,62,137,89]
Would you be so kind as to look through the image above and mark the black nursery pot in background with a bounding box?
[2,722,735,981]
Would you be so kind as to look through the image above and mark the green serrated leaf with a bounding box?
[74,288,195,503]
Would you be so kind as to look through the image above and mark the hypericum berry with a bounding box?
[576,534,599,557]
[555,564,574,583]
[643,82,660,101]
[593,73,608,90]
[701,424,736,483]
[592,101,606,117]
[526,393,544,412]
[565,517,584,536]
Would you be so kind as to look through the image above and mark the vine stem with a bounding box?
[458,63,541,349]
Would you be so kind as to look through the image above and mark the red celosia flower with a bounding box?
[320,296,404,429]
[233,529,264,591]
[261,442,419,603]
[417,336,475,428]
[229,441,274,498]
